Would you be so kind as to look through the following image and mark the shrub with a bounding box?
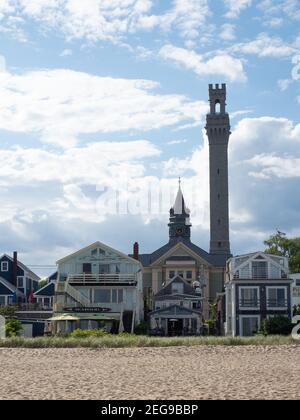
[5,319,23,337]
[259,317,294,336]
[134,322,148,335]
[70,328,108,338]
[0,306,18,317]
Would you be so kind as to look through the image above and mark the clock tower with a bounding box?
[168,180,191,241]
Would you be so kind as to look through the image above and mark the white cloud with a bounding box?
[247,154,300,179]
[0,68,206,147]
[159,44,247,82]
[0,140,160,185]
[220,24,236,41]
[0,0,211,45]
[167,139,188,145]
[224,0,252,19]
[277,79,292,91]
[229,33,298,58]
[60,49,73,57]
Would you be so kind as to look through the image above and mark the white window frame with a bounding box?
[1,261,9,272]
[266,286,288,310]
[17,276,24,288]
[239,286,260,310]
[239,315,260,337]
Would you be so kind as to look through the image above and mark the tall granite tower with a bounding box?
[206,83,231,256]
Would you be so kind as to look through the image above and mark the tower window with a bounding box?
[218,194,220,200]
[218,242,222,248]
[218,219,221,225]
[215,100,221,113]
[217,169,220,175]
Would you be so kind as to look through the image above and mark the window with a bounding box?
[240,316,260,337]
[115,264,121,274]
[267,287,287,308]
[111,289,123,303]
[239,287,259,308]
[169,271,175,279]
[252,261,267,279]
[296,279,300,286]
[91,248,98,257]
[0,296,6,305]
[94,289,111,303]
[1,261,8,272]
[172,282,184,294]
[99,249,105,255]
[82,263,92,274]
[186,271,193,280]
[99,264,110,274]
[17,276,24,288]
[177,271,184,278]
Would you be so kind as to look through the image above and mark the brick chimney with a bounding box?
[12,251,18,287]
[133,242,139,261]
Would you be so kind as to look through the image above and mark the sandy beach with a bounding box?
[0,345,299,400]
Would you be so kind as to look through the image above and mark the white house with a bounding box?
[51,241,143,334]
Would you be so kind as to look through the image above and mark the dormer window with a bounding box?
[1,261,8,272]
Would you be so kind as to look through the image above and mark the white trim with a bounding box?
[1,261,9,272]
[239,315,261,337]
[56,241,142,267]
[238,286,260,311]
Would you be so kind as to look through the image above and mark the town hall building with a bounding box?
[133,84,233,330]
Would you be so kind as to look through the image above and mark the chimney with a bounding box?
[12,251,18,287]
[133,242,139,261]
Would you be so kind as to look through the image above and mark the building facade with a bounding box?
[135,85,232,322]
[0,252,40,306]
[225,252,292,336]
[52,241,143,334]
[290,273,300,314]
[148,275,203,336]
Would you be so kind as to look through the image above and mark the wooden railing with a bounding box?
[66,273,137,284]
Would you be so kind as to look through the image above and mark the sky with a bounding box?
[0,0,299,277]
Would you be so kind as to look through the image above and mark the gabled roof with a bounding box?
[0,277,24,296]
[0,254,40,282]
[57,241,142,267]
[155,275,198,298]
[34,281,55,297]
[134,238,219,267]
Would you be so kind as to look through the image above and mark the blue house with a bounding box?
[0,252,40,306]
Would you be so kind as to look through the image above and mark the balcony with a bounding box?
[66,273,137,285]
[267,299,288,309]
[239,299,260,309]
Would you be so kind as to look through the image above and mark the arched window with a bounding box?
[215,100,221,113]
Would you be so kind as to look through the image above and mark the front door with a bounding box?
[240,316,260,336]
[168,319,183,336]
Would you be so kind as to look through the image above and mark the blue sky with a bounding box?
[0,0,299,276]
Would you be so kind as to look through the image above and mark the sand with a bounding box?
[0,345,299,400]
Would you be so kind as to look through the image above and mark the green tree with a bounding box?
[38,279,48,289]
[0,306,18,317]
[264,231,300,274]
[5,319,23,337]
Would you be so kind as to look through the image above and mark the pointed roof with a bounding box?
[172,178,190,216]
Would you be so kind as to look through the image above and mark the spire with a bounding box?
[172,178,190,216]
[168,179,192,241]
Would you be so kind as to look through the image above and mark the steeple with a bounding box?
[168,179,192,241]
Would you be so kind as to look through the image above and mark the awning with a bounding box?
[49,313,120,322]
[49,314,79,321]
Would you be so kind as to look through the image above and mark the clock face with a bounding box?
[176,227,184,236]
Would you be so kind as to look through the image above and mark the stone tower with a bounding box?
[206,83,231,255]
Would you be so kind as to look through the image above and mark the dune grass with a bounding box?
[0,335,298,349]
